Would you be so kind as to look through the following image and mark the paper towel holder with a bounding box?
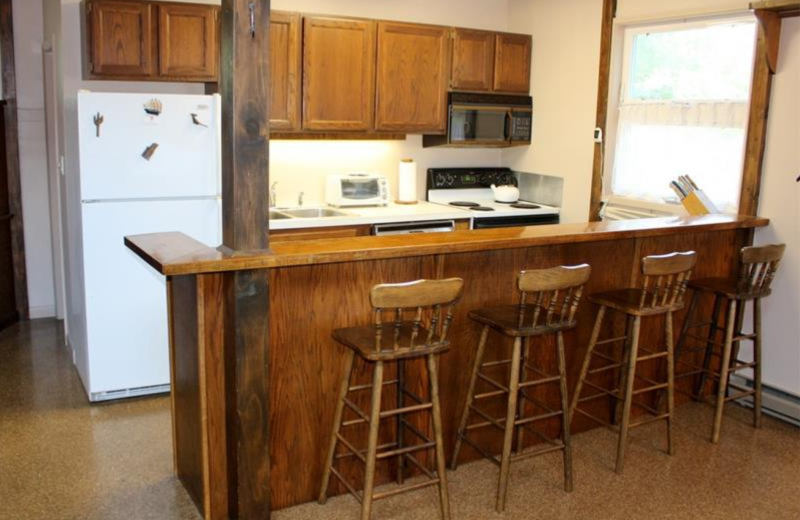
[396,158,419,205]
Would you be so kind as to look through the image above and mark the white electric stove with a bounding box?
[426,168,560,229]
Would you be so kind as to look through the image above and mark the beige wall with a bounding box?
[751,17,800,395]
[502,0,603,223]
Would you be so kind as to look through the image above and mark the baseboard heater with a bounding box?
[90,383,170,403]
[730,375,800,427]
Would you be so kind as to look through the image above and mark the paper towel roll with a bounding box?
[397,159,418,204]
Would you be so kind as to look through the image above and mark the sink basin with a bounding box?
[268,210,293,220]
[282,208,352,218]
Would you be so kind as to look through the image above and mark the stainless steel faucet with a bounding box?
[298,191,304,207]
[270,181,278,207]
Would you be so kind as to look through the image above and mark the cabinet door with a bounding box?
[158,4,219,80]
[451,28,495,92]
[303,17,376,131]
[493,33,532,93]
[376,22,449,133]
[87,0,154,77]
[270,12,301,131]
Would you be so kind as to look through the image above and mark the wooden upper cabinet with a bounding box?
[493,33,532,94]
[376,22,449,133]
[87,0,155,77]
[270,12,302,131]
[303,17,376,131]
[450,28,495,92]
[158,3,218,80]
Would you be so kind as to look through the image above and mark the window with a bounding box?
[607,17,757,213]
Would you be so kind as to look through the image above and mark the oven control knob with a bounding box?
[445,174,455,186]
[435,173,447,187]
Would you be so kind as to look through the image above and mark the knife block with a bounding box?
[681,190,719,215]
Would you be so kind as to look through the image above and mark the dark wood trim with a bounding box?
[0,0,29,320]
[588,0,617,222]
[739,9,781,217]
[219,1,272,519]
[750,0,800,16]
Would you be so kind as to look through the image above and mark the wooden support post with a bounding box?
[588,0,617,222]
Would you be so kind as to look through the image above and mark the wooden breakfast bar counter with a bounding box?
[126,215,767,518]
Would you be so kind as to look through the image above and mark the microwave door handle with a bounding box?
[504,111,512,142]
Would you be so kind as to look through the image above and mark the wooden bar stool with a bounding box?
[673,243,786,444]
[570,251,696,474]
[451,265,591,513]
[318,278,464,520]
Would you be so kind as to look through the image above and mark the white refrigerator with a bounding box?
[71,91,222,401]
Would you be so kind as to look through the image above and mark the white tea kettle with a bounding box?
[491,184,520,203]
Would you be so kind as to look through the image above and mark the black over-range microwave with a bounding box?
[423,93,533,148]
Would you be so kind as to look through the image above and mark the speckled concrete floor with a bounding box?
[1,319,798,520]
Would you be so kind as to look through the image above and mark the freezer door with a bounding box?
[78,92,220,200]
[81,198,220,397]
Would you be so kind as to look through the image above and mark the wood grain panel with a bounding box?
[376,21,449,133]
[450,28,495,92]
[159,3,219,80]
[269,11,301,131]
[88,0,154,77]
[493,33,532,94]
[303,17,376,131]
[268,256,437,509]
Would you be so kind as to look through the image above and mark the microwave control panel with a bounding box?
[511,111,533,141]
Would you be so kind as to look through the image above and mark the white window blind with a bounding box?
[610,18,757,213]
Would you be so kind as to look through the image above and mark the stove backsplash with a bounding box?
[516,172,564,208]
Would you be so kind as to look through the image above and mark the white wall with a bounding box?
[13,0,57,319]
[502,0,603,223]
[751,18,800,396]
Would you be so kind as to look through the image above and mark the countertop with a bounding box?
[126,214,768,276]
[269,201,471,230]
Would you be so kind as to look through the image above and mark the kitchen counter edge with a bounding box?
[124,214,768,277]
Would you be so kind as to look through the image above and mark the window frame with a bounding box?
[602,13,758,213]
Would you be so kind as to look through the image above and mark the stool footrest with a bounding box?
[574,408,617,431]
[468,405,505,432]
[683,333,726,347]
[348,379,399,393]
[330,467,363,504]
[474,389,507,400]
[335,433,367,463]
[516,409,563,426]
[592,350,619,363]
[343,398,369,423]
[584,380,622,400]
[510,443,565,462]
[731,361,757,371]
[457,432,502,466]
[401,387,425,404]
[380,402,432,419]
[595,336,628,346]
[589,361,625,375]
[519,375,561,388]
[377,441,436,460]
[635,350,668,362]
[400,418,432,444]
[372,477,440,501]
[629,413,669,429]
[725,389,756,402]
[477,372,509,393]
[335,440,396,461]
[403,452,435,479]
[482,359,512,368]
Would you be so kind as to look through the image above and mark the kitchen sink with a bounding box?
[281,208,353,218]
[268,210,294,220]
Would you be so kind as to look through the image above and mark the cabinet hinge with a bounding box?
[450,28,456,39]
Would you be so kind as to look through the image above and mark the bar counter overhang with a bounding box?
[125,214,768,517]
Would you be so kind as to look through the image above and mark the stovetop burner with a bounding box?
[471,206,495,212]
[510,202,541,209]
[449,201,480,208]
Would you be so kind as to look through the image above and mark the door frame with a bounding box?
[0,0,29,320]
[43,37,66,320]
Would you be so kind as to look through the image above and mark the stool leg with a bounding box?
[361,361,385,520]
[451,325,490,470]
[428,354,451,520]
[665,311,675,456]
[515,337,531,454]
[726,301,746,400]
[318,349,356,504]
[396,358,406,485]
[753,298,763,429]
[712,300,737,444]
[696,295,723,400]
[665,290,699,411]
[613,315,634,425]
[497,337,523,513]
[556,331,574,492]
[615,315,641,474]
[570,306,606,417]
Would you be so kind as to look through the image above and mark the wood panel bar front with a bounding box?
[126,216,766,515]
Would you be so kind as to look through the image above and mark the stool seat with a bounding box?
[589,288,686,316]
[688,277,772,300]
[333,322,450,361]
[468,305,578,337]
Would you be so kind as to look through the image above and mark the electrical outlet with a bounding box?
[593,127,603,143]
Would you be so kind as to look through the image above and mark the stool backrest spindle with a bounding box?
[517,265,592,331]
[640,251,697,311]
